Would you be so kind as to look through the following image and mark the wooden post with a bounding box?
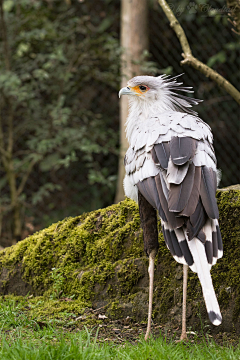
[115,0,149,203]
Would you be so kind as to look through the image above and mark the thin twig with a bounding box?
[158,0,240,105]
[0,0,10,70]
[17,158,38,197]
[227,0,240,34]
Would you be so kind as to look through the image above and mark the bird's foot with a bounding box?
[144,322,152,341]
[179,332,188,341]
[144,330,151,341]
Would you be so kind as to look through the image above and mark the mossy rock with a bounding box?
[0,187,239,334]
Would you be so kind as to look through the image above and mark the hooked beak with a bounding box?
[118,86,134,98]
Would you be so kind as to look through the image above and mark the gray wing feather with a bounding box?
[179,166,201,217]
[159,171,169,200]
[151,147,159,165]
[137,178,167,221]
[137,180,155,209]
[155,174,184,229]
[200,166,219,219]
[167,159,189,184]
[152,142,170,169]
[168,163,195,212]
[170,136,197,166]
[146,177,166,221]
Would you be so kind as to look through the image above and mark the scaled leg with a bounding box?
[138,191,159,340]
[180,264,188,340]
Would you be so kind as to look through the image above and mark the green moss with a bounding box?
[117,259,142,295]
[0,198,144,316]
[213,189,240,319]
[0,295,89,321]
[0,189,239,331]
[107,300,122,318]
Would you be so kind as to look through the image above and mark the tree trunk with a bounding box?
[115,0,149,203]
[6,162,21,243]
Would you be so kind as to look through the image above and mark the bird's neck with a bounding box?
[125,97,173,142]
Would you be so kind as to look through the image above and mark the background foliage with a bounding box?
[0,0,239,245]
[0,0,120,245]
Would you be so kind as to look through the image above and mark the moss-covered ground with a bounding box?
[0,188,239,338]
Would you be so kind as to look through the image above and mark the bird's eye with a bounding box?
[139,85,147,91]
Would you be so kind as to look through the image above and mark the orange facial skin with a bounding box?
[130,85,150,96]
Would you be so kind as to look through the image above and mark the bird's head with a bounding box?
[119,76,160,102]
[119,74,202,114]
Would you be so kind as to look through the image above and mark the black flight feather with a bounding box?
[216,225,223,251]
[197,229,206,243]
[178,239,194,266]
[212,230,218,258]
[163,228,176,256]
[170,136,197,166]
[205,240,213,264]
[200,166,219,219]
[187,199,208,240]
[169,230,183,258]
[168,162,195,212]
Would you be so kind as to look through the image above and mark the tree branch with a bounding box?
[0,145,9,159]
[17,158,38,197]
[7,104,14,155]
[0,0,11,70]
[158,0,240,105]
[0,113,9,167]
[227,0,240,34]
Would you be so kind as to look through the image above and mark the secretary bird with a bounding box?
[119,74,223,341]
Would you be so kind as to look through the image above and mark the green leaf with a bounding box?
[3,0,14,12]
[16,43,31,57]
[207,51,226,68]
[32,183,62,205]
[98,17,113,33]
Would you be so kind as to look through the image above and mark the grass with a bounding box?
[0,296,239,359]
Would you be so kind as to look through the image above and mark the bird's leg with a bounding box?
[138,191,159,341]
[180,264,188,341]
[145,249,157,341]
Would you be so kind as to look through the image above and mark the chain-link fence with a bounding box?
[149,0,240,186]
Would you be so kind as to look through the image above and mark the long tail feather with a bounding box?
[185,232,222,326]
